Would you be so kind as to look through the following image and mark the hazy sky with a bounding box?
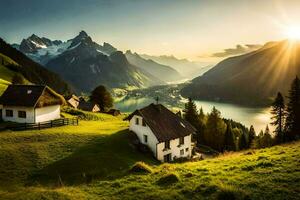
[1,0,300,61]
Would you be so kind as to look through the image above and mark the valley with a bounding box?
[114,84,273,132]
[0,111,298,199]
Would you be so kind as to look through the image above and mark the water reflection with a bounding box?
[115,97,273,133]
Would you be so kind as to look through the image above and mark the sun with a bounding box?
[285,26,300,40]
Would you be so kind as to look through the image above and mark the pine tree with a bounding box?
[223,122,236,151]
[238,132,247,150]
[183,98,200,129]
[248,125,256,148]
[285,76,300,141]
[261,125,273,148]
[204,107,226,151]
[271,92,285,143]
[196,107,206,145]
[253,130,264,148]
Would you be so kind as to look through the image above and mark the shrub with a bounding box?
[62,107,103,121]
[217,184,248,200]
[157,172,180,186]
[129,162,153,174]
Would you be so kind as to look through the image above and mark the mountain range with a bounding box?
[0,38,71,94]
[125,50,182,82]
[181,40,300,106]
[140,54,213,79]
[13,31,185,92]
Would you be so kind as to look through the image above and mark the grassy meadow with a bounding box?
[0,112,299,200]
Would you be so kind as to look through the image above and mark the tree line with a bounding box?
[183,76,300,152]
[183,98,254,152]
[270,76,300,145]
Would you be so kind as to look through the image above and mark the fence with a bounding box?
[6,117,79,131]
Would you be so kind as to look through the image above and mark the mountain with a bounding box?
[16,31,118,65]
[181,40,300,106]
[125,50,182,82]
[140,54,213,79]
[0,38,71,94]
[45,31,163,92]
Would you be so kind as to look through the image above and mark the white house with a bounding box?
[125,103,196,162]
[66,94,80,109]
[0,85,64,123]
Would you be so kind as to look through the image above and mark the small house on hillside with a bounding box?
[78,101,100,112]
[125,103,196,162]
[66,94,80,109]
[0,85,64,123]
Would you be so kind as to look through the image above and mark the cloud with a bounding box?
[210,44,262,57]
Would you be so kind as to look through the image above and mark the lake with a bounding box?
[115,98,273,133]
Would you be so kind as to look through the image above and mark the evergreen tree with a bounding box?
[271,92,285,143]
[197,107,206,145]
[238,132,248,150]
[248,125,256,148]
[183,98,200,129]
[204,107,226,151]
[90,85,113,111]
[285,76,300,141]
[261,125,273,148]
[223,123,236,151]
[253,130,264,149]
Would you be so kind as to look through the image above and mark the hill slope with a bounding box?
[0,112,299,199]
[125,50,182,82]
[182,40,300,106]
[141,54,213,79]
[0,38,71,94]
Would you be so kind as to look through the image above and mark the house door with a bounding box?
[164,153,172,162]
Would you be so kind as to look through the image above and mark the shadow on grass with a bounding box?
[28,129,158,186]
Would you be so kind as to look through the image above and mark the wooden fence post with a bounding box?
[38,123,41,130]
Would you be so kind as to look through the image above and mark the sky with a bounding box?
[1,0,300,61]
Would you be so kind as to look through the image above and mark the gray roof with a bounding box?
[125,103,196,142]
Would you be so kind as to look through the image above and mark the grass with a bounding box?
[0,53,29,95]
[0,112,299,199]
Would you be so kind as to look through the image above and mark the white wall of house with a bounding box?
[0,104,61,123]
[35,105,60,123]
[129,115,159,157]
[156,135,192,162]
[1,106,35,123]
[129,115,192,162]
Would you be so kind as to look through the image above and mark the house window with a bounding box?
[186,148,189,152]
[179,137,184,145]
[6,110,13,117]
[165,141,170,149]
[142,118,146,126]
[135,117,139,125]
[18,111,26,118]
[180,149,184,155]
[143,135,148,143]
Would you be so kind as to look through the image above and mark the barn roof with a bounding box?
[125,103,196,142]
[0,84,64,108]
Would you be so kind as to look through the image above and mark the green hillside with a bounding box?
[0,38,71,94]
[0,112,299,200]
[0,53,28,95]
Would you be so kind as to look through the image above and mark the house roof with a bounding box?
[0,84,64,108]
[125,103,196,142]
[78,101,99,111]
